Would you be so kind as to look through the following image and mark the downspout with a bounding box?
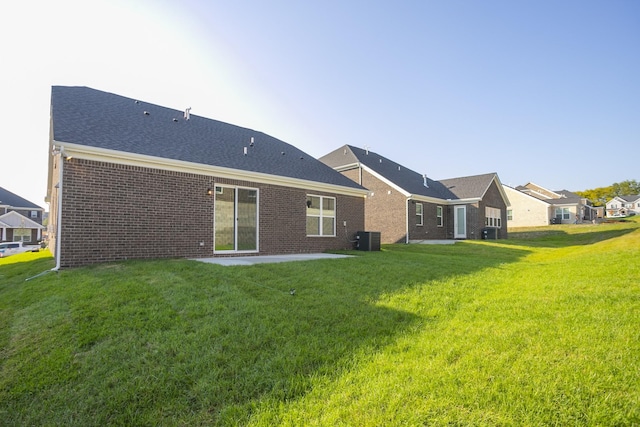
[25,149,64,281]
[54,150,64,271]
[405,197,410,244]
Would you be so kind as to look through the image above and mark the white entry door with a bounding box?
[454,205,467,239]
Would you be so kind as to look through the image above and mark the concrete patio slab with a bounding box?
[192,253,353,266]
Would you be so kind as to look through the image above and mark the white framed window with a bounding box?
[507,209,513,221]
[306,195,336,237]
[436,206,443,227]
[416,203,423,226]
[485,207,502,228]
[13,229,31,242]
[30,211,38,218]
[555,207,570,220]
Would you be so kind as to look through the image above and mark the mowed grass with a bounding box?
[1,219,639,426]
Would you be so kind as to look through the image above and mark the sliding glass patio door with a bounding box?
[214,186,258,253]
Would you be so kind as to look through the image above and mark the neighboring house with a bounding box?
[504,182,596,227]
[605,195,640,217]
[320,145,510,243]
[46,86,366,268]
[0,187,45,243]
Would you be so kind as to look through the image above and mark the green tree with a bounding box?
[576,180,639,206]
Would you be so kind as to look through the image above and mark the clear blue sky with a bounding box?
[2,0,639,210]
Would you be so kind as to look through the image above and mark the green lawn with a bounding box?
[1,219,639,426]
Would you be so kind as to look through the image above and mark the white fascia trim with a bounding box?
[487,175,511,207]
[504,185,551,206]
[408,194,481,205]
[56,142,368,198]
[360,164,486,205]
[333,162,360,173]
[360,164,411,197]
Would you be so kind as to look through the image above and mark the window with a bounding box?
[306,195,335,236]
[13,229,31,242]
[436,206,443,227]
[555,207,570,220]
[30,211,38,218]
[416,203,423,226]
[485,207,502,228]
[507,209,513,221]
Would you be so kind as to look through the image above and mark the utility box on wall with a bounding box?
[356,231,381,251]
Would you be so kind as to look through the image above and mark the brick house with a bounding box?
[320,145,509,243]
[0,187,45,243]
[46,86,366,268]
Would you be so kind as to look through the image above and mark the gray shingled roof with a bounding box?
[320,145,497,201]
[616,194,640,202]
[51,86,364,190]
[553,190,584,204]
[0,187,42,209]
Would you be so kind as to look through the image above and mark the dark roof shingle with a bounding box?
[321,145,497,200]
[51,86,363,190]
[0,187,42,209]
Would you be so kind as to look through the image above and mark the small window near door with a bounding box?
[436,206,443,227]
[416,203,423,226]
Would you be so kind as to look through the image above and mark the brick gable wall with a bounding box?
[478,180,509,239]
[360,169,407,244]
[56,158,364,267]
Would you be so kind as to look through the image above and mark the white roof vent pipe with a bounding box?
[423,174,429,188]
[184,107,191,120]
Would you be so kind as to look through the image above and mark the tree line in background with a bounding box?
[576,180,640,206]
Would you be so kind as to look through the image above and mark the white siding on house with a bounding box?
[503,185,550,227]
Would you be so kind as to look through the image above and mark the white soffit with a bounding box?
[54,142,368,198]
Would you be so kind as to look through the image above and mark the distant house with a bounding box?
[503,182,596,227]
[605,195,640,217]
[46,86,366,268]
[0,187,45,243]
[320,145,510,243]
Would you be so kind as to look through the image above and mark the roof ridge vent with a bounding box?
[184,107,191,120]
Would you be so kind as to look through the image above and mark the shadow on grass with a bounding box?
[0,250,55,288]
[505,225,638,248]
[1,243,530,425]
